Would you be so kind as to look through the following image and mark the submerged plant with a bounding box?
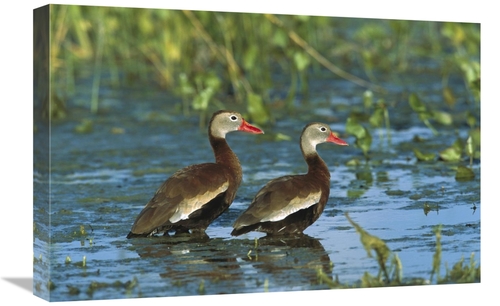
[408,93,438,135]
[455,165,475,181]
[345,212,393,283]
[311,214,480,288]
[430,225,442,283]
[364,90,391,145]
[413,148,436,162]
[441,253,480,283]
[345,117,372,158]
[198,280,205,295]
[86,277,139,297]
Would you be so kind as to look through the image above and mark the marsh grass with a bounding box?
[315,214,480,288]
[45,213,479,297]
[47,5,479,128]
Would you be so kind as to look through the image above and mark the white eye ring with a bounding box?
[229,115,238,121]
[319,126,327,132]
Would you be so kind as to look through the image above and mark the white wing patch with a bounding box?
[260,191,321,222]
[169,181,229,223]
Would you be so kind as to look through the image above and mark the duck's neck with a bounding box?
[304,153,330,180]
[301,140,330,180]
[210,135,243,183]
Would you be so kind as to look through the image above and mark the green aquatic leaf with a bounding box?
[386,190,406,196]
[203,73,221,90]
[346,158,361,166]
[192,87,213,111]
[363,90,373,110]
[432,110,453,126]
[408,93,427,113]
[369,108,384,127]
[418,113,438,135]
[346,117,367,139]
[465,111,477,128]
[346,117,372,156]
[345,213,390,260]
[274,132,291,141]
[465,136,475,166]
[355,130,372,156]
[409,93,438,135]
[74,119,93,134]
[469,128,480,148]
[413,149,436,162]
[452,138,465,151]
[178,72,195,96]
[247,93,270,125]
[272,28,288,47]
[356,170,373,185]
[439,147,462,162]
[345,212,392,278]
[347,189,366,198]
[465,136,474,157]
[293,51,311,72]
[455,165,475,181]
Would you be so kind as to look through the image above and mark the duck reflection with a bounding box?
[240,234,334,287]
[128,235,245,294]
[128,234,334,294]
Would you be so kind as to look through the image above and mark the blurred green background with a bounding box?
[44,5,480,131]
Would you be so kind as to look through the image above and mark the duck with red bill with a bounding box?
[127,110,263,238]
[232,122,348,237]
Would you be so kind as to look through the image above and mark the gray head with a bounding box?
[300,122,348,156]
[209,110,264,139]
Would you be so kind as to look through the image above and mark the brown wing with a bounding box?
[130,163,231,235]
[233,175,322,229]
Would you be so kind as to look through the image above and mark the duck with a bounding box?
[127,110,264,238]
[231,122,347,236]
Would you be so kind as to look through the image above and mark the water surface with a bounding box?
[33,69,480,301]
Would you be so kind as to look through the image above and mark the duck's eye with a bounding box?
[320,126,327,132]
[230,115,238,121]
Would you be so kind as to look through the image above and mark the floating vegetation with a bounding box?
[408,93,439,135]
[413,149,436,162]
[198,280,205,295]
[47,6,479,122]
[439,253,480,284]
[345,213,394,284]
[439,146,462,162]
[314,214,479,288]
[455,165,475,181]
[74,119,93,134]
[345,117,372,158]
[86,277,139,296]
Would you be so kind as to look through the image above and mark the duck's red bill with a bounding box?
[327,132,348,146]
[239,119,264,134]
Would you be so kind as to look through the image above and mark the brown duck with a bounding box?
[231,122,348,236]
[127,110,264,238]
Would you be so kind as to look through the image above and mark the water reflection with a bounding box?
[241,235,334,286]
[347,164,374,198]
[128,234,333,294]
[129,235,245,294]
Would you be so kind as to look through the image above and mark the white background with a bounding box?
[1,1,494,305]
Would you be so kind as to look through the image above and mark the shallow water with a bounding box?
[33,68,480,301]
